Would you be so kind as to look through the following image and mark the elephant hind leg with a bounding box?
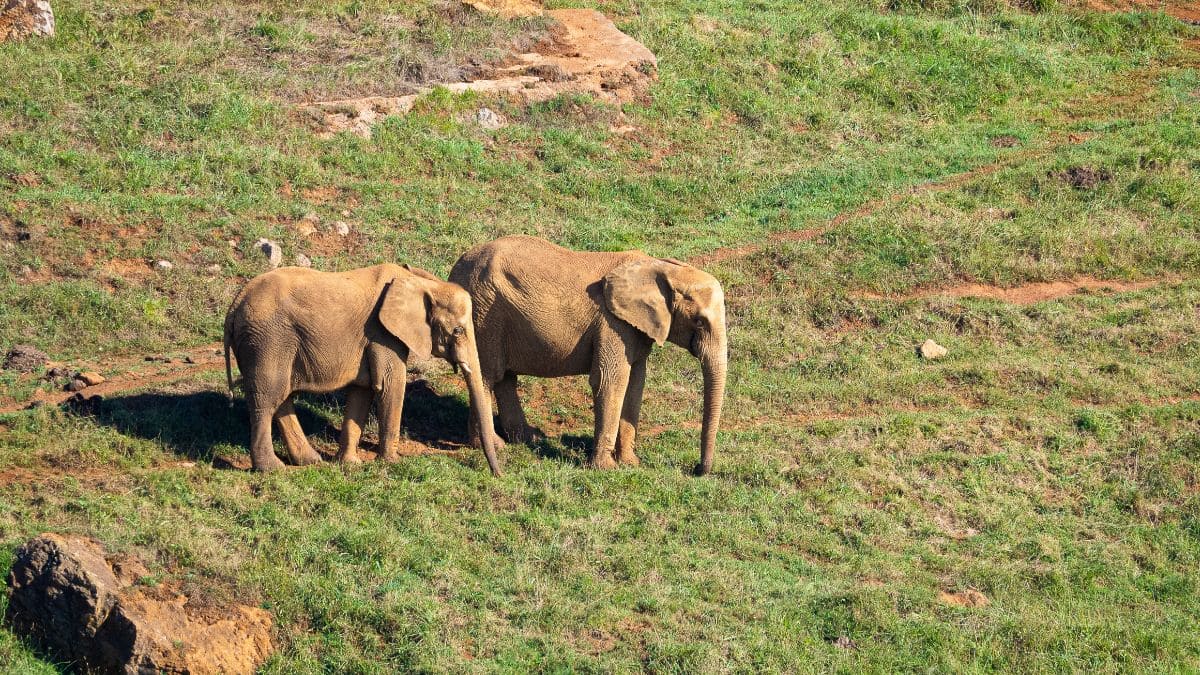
[275,398,323,466]
[245,388,287,472]
[495,373,540,444]
[338,386,373,464]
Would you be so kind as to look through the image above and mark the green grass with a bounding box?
[2,0,1199,671]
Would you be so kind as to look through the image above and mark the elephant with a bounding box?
[449,235,727,475]
[223,263,502,475]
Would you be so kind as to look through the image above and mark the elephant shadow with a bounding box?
[71,378,478,469]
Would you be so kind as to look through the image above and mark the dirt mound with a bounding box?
[1080,0,1200,24]
[859,277,1163,305]
[305,9,657,138]
[6,533,273,674]
[1050,165,1112,189]
[3,344,47,373]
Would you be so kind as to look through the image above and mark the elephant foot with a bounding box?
[290,451,324,467]
[507,425,544,445]
[469,432,506,451]
[615,451,640,467]
[379,451,402,463]
[252,454,287,472]
[337,452,363,465]
[588,451,618,470]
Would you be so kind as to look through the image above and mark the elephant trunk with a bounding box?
[460,349,502,477]
[695,337,727,477]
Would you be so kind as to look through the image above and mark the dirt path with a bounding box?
[857,277,1170,305]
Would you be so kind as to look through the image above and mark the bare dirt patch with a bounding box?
[857,277,1165,305]
[304,9,657,138]
[938,589,990,608]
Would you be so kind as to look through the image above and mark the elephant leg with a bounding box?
[376,373,407,462]
[245,387,287,472]
[275,398,322,466]
[589,361,631,470]
[615,357,646,466]
[338,386,373,464]
[495,373,538,444]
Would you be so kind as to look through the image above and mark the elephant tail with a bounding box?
[223,315,238,409]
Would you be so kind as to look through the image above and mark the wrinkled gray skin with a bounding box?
[450,236,728,475]
[224,263,502,475]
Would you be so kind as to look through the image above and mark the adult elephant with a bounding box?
[224,263,502,475]
[450,235,727,475]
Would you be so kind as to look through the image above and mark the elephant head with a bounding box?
[379,270,503,476]
[603,258,728,476]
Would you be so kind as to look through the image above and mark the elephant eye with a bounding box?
[453,326,465,336]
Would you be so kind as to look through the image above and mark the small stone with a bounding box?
[77,371,105,386]
[831,636,858,650]
[44,366,68,380]
[475,107,505,130]
[205,263,222,274]
[153,260,174,271]
[19,265,33,277]
[255,238,283,268]
[183,355,196,364]
[294,254,312,268]
[65,379,87,392]
[331,221,350,236]
[294,213,319,237]
[340,210,351,217]
[920,339,948,360]
[227,239,238,248]
[4,344,48,373]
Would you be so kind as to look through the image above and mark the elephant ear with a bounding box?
[378,276,433,361]
[402,263,442,282]
[603,259,671,345]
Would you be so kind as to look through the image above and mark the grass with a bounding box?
[1,0,1199,671]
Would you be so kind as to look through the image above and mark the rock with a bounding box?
[331,221,351,236]
[462,0,542,18]
[475,107,505,130]
[44,366,68,380]
[205,263,222,274]
[77,371,105,386]
[830,636,858,650]
[65,378,87,392]
[0,0,55,42]
[938,589,990,608]
[5,534,274,675]
[919,339,948,360]
[294,253,312,268]
[153,260,174,271]
[294,212,319,237]
[3,344,48,372]
[183,355,196,364]
[255,238,283,268]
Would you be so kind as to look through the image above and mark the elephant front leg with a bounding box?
[615,358,646,466]
[376,372,407,462]
[338,386,373,464]
[589,361,631,470]
[495,373,540,444]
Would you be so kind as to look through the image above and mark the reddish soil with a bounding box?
[858,277,1166,305]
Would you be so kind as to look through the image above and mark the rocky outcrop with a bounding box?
[6,534,273,675]
[304,9,658,138]
[0,0,54,42]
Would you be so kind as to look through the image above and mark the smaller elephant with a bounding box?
[223,263,502,475]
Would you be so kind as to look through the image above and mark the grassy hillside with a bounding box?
[2,0,1199,671]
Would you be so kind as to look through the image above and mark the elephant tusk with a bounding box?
[457,361,472,375]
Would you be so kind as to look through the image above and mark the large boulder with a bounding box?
[6,534,273,675]
[0,0,55,42]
